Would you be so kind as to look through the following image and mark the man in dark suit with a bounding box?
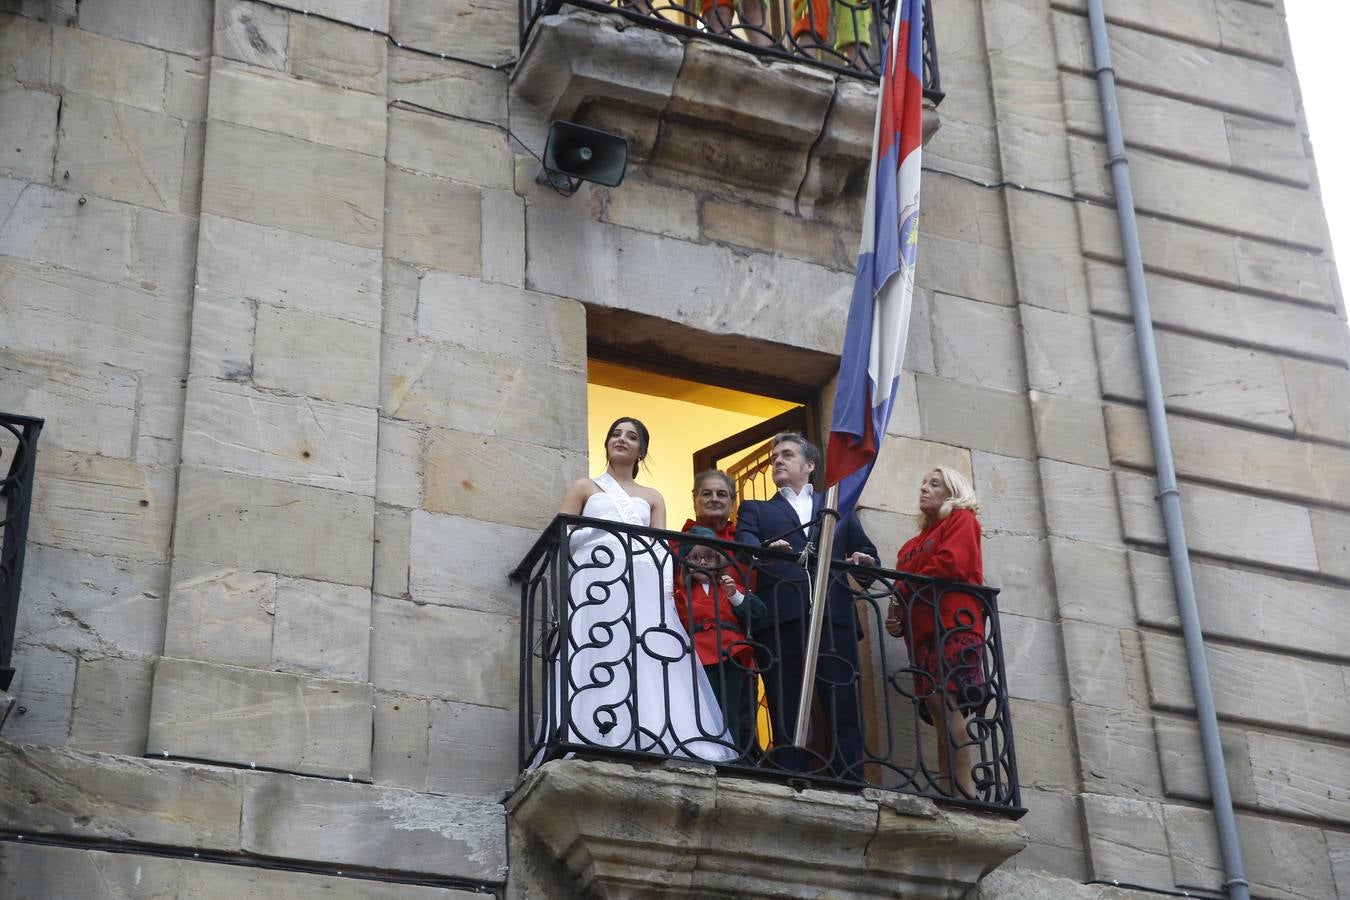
[735,432,876,779]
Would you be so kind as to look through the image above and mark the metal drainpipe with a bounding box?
[1083,3,1251,898]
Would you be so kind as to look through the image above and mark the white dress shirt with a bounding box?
[779,483,815,527]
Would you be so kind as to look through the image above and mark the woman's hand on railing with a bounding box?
[884,599,905,638]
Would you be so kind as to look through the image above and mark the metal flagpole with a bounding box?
[792,482,840,749]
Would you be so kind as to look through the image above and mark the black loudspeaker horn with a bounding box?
[540,121,629,192]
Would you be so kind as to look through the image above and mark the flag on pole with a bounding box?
[824,0,924,516]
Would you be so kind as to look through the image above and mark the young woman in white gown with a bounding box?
[546,417,734,763]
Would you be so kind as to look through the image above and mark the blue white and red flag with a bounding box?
[824,0,924,516]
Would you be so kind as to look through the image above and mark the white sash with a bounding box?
[593,472,647,527]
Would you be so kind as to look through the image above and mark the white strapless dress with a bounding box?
[543,473,733,763]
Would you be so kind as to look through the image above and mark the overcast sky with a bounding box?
[1283,1,1348,300]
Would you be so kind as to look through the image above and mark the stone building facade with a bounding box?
[0,0,1346,896]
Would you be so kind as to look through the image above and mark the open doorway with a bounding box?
[586,359,811,524]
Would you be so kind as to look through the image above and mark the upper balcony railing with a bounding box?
[512,514,1022,816]
[519,0,943,103]
[0,413,43,693]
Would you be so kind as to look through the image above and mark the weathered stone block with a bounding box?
[426,698,518,796]
[1079,794,1171,887]
[1164,804,1336,899]
[163,567,277,668]
[0,85,57,181]
[30,450,176,562]
[848,435,972,518]
[1020,305,1097,401]
[208,60,386,157]
[1141,631,1350,738]
[1084,263,1346,364]
[16,543,167,656]
[1225,112,1311,188]
[981,534,1054,621]
[702,200,839,268]
[59,92,187,211]
[0,842,469,900]
[1073,704,1164,800]
[375,416,424,509]
[252,304,381,407]
[173,465,375,587]
[381,257,420,338]
[1130,550,1350,661]
[999,613,1067,705]
[1248,731,1350,825]
[604,179,697,240]
[134,374,189,467]
[69,654,154,755]
[372,689,430,789]
[181,376,378,495]
[1095,317,1293,431]
[1061,620,1128,710]
[481,187,525,287]
[1153,714,1256,806]
[201,122,383,249]
[0,12,52,85]
[423,428,586,530]
[1311,508,1350,581]
[196,214,381,325]
[51,24,167,112]
[0,349,137,457]
[1029,392,1109,470]
[148,656,373,779]
[0,178,134,283]
[1004,788,1087,882]
[1070,137,1325,251]
[1284,357,1350,444]
[417,274,586,370]
[1116,469,1318,572]
[393,0,516,65]
[1049,537,1133,628]
[1003,190,1089,317]
[971,451,1044,538]
[213,0,288,71]
[2,643,75,745]
[185,287,254,380]
[165,53,210,123]
[370,594,517,708]
[1104,403,1350,510]
[272,577,371,682]
[1039,459,1121,545]
[0,742,243,848]
[373,505,411,599]
[525,207,853,357]
[408,510,536,616]
[381,336,586,450]
[1079,202,1336,308]
[242,772,507,882]
[915,375,1036,459]
[389,48,505,125]
[930,292,1026,392]
[1053,10,1294,124]
[1006,699,1076,793]
[288,10,388,93]
[78,0,212,56]
[130,206,197,296]
[388,106,509,188]
[385,167,482,272]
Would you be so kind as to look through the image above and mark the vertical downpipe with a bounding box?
[1083,3,1251,898]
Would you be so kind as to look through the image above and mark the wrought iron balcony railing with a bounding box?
[519,0,943,103]
[512,514,1022,816]
[0,413,43,693]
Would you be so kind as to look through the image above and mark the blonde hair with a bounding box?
[923,466,979,527]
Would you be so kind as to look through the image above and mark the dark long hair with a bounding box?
[605,417,650,478]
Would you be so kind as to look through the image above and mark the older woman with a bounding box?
[885,466,986,798]
[682,469,737,541]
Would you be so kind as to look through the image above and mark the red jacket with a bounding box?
[894,508,985,648]
[673,570,753,667]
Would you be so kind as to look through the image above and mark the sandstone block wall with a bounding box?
[0,0,1346,896]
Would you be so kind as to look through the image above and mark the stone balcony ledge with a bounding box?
[506,758,1025,898]
[510,9,940,215]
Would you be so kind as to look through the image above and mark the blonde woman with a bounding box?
[885,466,986,798]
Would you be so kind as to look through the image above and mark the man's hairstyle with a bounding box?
[771,432,820,469]
[692,469,735,497]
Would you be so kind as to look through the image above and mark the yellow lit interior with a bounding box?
[586,360,799,530]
